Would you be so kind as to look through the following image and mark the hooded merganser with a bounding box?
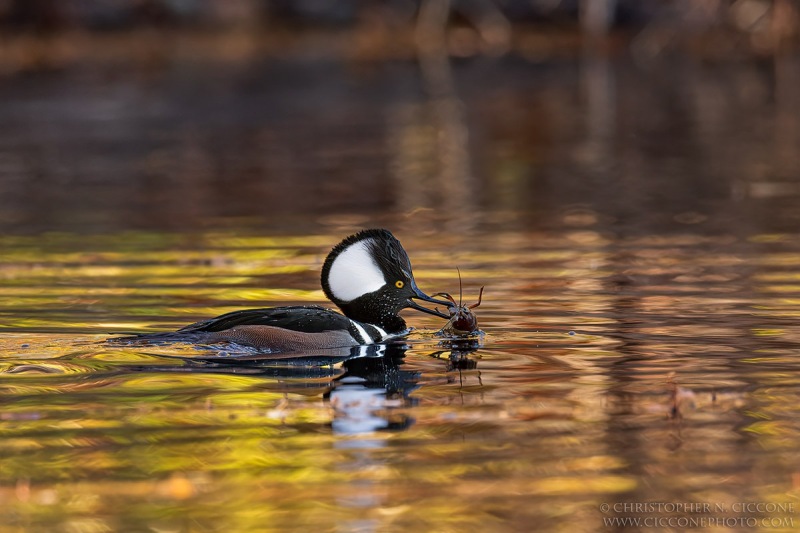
[113,229,451,353]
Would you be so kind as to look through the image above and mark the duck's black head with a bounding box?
[321,229,451,333]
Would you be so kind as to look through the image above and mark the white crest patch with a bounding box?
[328,240,386,302]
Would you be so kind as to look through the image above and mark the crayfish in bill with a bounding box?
[434,285,484,338]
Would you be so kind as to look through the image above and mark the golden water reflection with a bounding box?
[1,229,800,531]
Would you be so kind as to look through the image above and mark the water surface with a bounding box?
[2,224,800,531]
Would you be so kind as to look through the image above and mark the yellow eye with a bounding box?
[395,280,405,288]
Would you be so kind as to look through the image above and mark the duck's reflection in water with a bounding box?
[329,341,481,434]
[128,341,480,434]
[327,344,419,434]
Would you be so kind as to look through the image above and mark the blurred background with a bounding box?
[0,0,798,235]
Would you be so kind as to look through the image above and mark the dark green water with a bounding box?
[1,54,800,532]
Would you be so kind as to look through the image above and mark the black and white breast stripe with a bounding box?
[346,320,392,345]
